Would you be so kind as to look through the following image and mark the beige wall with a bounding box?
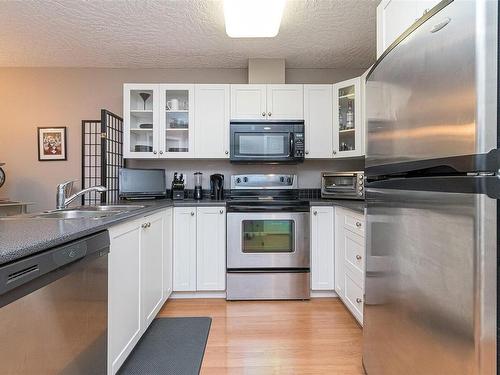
[0,67,366,211]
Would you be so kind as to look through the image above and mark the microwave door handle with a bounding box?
[289,133,294,157]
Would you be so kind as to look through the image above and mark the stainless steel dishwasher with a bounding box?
[0,231,109,374]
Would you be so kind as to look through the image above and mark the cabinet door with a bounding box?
[376,0,419,58]
[266,84,304,120]
[140,211,165,329]
[108,220,142,375]
[230,84,267,120]
[196,206,226,291]
[304,85,333,158]
[334,211,346,298]
[123,83,160,158]
[159,84,195,158]
[310,206,335,290]
[173,207,197,291]
[163,208,173,300]
[195,84,230,158]
[333,77,363,158]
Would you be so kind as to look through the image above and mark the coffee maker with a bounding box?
[210,174,224,200]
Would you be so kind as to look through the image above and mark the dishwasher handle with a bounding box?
[0,231,109,297]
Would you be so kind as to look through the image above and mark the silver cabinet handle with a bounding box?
[219,209,224,214]
[147,222,151,228]
[225,151,229,155]
[261,112,266,117]
[305,151,309,155]
[159,150,163,155]
[268,112,272,117]
[153,150,157,155]
[356,222,362,228]
[332,150,337,155]
[141,223,147,229]
[191,212,195,216]
[313,211,317,216]
[356,298,362,304]
[356,255,362,260]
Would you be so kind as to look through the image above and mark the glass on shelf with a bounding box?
[130,90,153,111]
[165,90,189,112]
[166,112,189,130]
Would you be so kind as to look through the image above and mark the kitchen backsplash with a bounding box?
[126,158,364,189]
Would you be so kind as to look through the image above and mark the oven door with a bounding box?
[322,174,359,198]
[227,212,310,269]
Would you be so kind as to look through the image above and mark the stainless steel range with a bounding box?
[226,174,310,300]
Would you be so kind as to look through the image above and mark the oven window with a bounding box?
[236,133,289,156]
[324,176,355,190]
[242,220,294,253]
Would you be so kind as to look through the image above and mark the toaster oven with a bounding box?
[321,171,364,200]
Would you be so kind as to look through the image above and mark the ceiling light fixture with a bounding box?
[224,0,286,38]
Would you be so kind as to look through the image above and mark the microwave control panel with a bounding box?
[294,133,304,157]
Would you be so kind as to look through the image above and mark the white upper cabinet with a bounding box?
[160,84,195,158]
[333,77,363,158]
[173,207,197,292]
[230,84,267,120]
[195,84,230,158]
[196,206,226,291]
[266,85,304,120]
[124,84,160,158]
[377,0,441,58]
[304,85,333,158]
[231,84,303,120]
[310,206,335,290]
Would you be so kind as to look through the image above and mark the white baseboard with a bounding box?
[170,291,227,299]
[310,290,339,298]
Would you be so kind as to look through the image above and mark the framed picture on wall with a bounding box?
[37,127,67,161]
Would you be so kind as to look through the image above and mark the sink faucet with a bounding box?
[56,180,107,210]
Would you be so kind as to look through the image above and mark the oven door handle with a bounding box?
[227,205,309,213]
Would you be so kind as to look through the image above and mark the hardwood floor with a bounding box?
[158,298,364,375]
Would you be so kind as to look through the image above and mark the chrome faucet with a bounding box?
[56,180,107,210]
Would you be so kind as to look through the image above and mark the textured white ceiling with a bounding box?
[0,0,377,69]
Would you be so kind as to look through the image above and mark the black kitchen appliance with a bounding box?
[230,120,305,164]
[171,172,185,200]
[210,174,224,200]
[119,168,166,199]
[193,172,203,200]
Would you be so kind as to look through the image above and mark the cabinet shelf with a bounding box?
[166,128,189,131]
[130,128,153,132]
[339,128,355,133]
[166,110,189,113]
[131,109,153,113]
[338,94,355,99]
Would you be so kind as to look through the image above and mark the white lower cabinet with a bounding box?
[108,208,173,375]
[196,207,226,291]
[310,206,335,290]
[173,206,226,292]
[335,207,366,325]
[173,207,197,291]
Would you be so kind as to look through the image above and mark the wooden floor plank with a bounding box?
[158,298,364,375]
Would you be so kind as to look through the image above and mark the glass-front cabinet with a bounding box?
[160,84,195,158]
[333,77,363,158]
[124,84,160,158]
[123,84,194,158]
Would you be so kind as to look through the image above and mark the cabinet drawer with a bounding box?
[344,230,364,286]
[343,211,365,237]
[344,273,363,324]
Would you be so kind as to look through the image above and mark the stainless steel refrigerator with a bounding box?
[363,1,498,374]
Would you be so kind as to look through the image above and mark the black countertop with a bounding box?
[0,198,364,266]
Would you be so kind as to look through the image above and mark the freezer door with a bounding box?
[365,0,498,173]
[363,185,496,374]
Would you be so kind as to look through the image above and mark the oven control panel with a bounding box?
[231,174,298,189]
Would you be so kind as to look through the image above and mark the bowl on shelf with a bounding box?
[134,145,153,152]
[168,147,188,152]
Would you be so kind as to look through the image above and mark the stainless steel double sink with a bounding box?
[28,205,145,219]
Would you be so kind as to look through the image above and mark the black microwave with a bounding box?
[230,120,305,164]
